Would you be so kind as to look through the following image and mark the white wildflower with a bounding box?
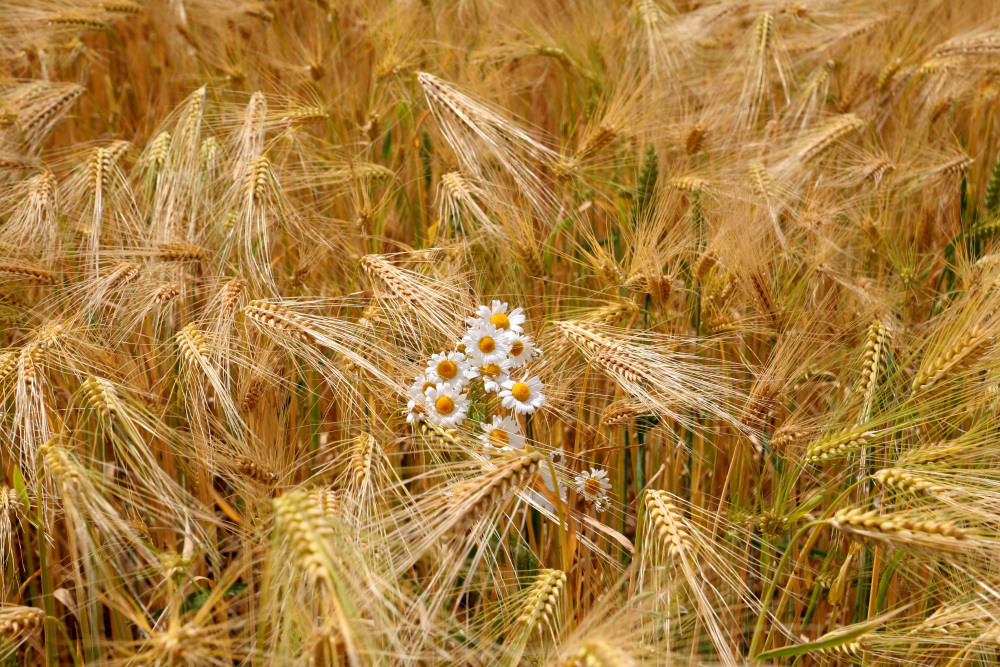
[506,333,535,368]
[425,383,470,428]
[478,414,525,450]
[467,357,512,393]
[463,322,512,366]
[499,374,545,415]
[425,351,471,390]
[467,300,526,335]
[574,467,612,510]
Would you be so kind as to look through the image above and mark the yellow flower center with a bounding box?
[422,381,436,393]
[435,395,455,415]
[456,343,466,354]
[482,363,501,377]
[510,340,524,357]
[436,359,458,380]
[489,429,509,445]
[478,336,495,354]
[511,382,531,402]
[584,477,603,497]
[490,313,510,329]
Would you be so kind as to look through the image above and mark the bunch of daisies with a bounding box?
[405,301,613,513]
[406,301,545,452]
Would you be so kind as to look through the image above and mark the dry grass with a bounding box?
[3,1,1000,665]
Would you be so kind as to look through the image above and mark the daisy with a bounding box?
[467,357,512,393]
[405,398,427,425]
[499,374,545,415]
[425,351,471,390]
[409,372,437,398]
[467,300,526,335]
[463,322,512,366]
[425,383,470,428]
[478,414,525,450]
[506,333,535,368]
[482,370,510,394]
[405,375,433,425]
[574,467,612,510]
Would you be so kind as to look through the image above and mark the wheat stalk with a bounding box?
[0,606,45,646]
[0,260,58,285]
[829,507,968,549]
[873,468,948,497]
[235,455,278,485]
[911,326,989,394]
[805,428,876,464]
[565,640,636,667]
[858,319,890,422]
[244,301,318,346]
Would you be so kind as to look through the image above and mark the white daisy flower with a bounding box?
[405,375,433,425]
[409,373,437,398]
[405,398,427,425]
[463,322,512,366]
[574,467,612,509]
[425,383,469,428]
[499,374,545,414]
[478,415,525,450]
[425,351,471,390]
[506,333,535,368]
[467,358,512,393]
[467,300,526,335]
[483,371,510,394]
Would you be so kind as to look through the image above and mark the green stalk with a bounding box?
[749,481,865,659]
[35,477,58,667]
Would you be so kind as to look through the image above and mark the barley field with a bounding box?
[2,0,1000,665]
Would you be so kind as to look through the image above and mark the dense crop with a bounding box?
[3,1,1000,665]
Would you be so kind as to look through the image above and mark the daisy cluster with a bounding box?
[406,301,545,451]
[405,301,613,513]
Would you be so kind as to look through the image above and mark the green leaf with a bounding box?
[381,130,392,162]
[986,149,1000,213]
[635,143,658,219]
[150,582,249,622]
[12,466,30,516]
[755,608,903,661]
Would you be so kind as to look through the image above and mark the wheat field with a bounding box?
[2,0,1000,665]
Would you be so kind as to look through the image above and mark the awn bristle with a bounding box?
[3,3,1000,664]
